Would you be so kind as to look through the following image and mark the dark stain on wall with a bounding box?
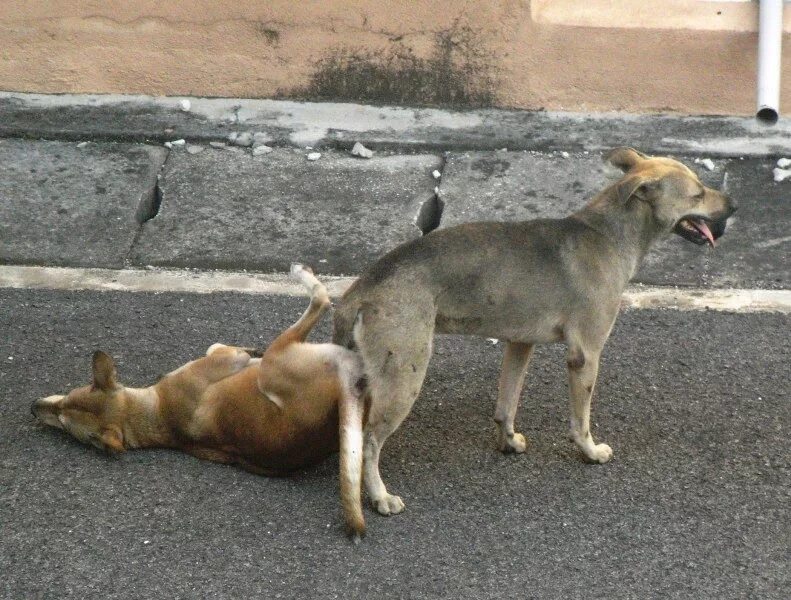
[254,23,280,45]
[288,25,497,107]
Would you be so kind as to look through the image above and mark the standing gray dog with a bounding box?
[334,148,736,536]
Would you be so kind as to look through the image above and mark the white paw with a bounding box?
[372,494,405,516]
[290,263,304,277]
[499,432,528,454]
[588,443,613,464]
[206,343,227,356]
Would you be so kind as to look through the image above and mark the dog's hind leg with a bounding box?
[494,341,534,453]
[354,299,435,517]
[264,264,331,356]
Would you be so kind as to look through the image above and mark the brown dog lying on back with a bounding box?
[32,264,368,534]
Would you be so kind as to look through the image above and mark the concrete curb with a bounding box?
[2,92,791,156]
[1,265,789,314]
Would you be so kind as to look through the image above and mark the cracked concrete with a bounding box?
[0,94,787,289]
[127,147,442,275]
[0,139,167,269]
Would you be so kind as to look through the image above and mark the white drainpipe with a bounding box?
[757,0,785,124]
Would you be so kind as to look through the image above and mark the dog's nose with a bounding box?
[719,193,737,217]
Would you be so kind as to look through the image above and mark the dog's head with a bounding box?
[31,351,126,453]
[604,147,736,246]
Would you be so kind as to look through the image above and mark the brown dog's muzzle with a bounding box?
[674,195,737,247]
[31,396,64,428]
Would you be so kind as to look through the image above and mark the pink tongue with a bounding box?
[693,220,716,247]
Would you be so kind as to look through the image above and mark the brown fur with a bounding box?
[32,265,367,535]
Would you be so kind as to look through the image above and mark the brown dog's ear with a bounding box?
[616,174,661,205]
[92,350,118,391]
[100,425,125,454]
[605,147,648,173]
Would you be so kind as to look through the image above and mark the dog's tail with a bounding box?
[332,280,363,350]
[339,369,366,540]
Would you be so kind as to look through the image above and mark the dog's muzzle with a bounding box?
[674,202,736,248]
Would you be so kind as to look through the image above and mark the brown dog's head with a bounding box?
[605,147,736,246]
[32,351,126,453]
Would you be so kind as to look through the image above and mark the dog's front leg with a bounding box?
[567,347,613,463]
[494,341,534,453]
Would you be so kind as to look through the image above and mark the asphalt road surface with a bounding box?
[1,288,788,599]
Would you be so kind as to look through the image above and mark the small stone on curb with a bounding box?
[209,141,227,149]
[187,145,204,155]
[179,99,191,112]
[772,167,791,182]
[777,157,791,168]
[170,139,186,147]
[560,151,570,159]
[252,145,274,156]
[76,141,89,148]
[307,152,321,161]
[432,169,442,179]
[351,142,374,159]
[234,132,253,147]
[698,158,715,171]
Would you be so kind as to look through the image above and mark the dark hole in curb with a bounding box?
[416,193,445,235]
[136,181,162,224]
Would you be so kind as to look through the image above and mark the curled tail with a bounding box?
[339,374,366,540]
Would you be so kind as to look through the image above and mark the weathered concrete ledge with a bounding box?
[2,92,791,156]
[0,138,166,269]
[128,148,442,275]
[2,265,789,314]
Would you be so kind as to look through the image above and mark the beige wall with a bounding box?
[0,0,789,115]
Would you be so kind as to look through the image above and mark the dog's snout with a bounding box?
[715,190,737,218]
[32,395,65,427]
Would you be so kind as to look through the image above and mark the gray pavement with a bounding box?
[129,148,441,275]
[1,288,789,599]
[0,139,788,287]
[0,139,165,268]
[1,94,789,598]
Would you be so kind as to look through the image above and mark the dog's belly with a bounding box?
[434,308,565,344]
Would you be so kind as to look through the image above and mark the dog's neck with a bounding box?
[575,194,665,283]
[119,387,170,449]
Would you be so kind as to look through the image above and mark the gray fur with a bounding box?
[333,148,736,518]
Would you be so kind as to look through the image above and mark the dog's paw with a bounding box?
[586,443,613,464]
[499,432,528,454]
[372,494,405,516]
[290,263,314,277]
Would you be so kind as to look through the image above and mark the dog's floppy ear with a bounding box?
[605,147,648,173]
[616,174,661,205]
[92,350,118,391]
